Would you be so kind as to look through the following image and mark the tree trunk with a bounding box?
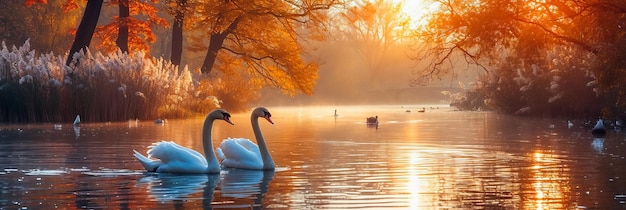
[66,0,104,66]
[200,33,227,74]
[116,0,129,53]
[200,16,241,74]
[170,0,186,66]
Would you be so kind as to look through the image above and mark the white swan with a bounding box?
[217,107,275,170]
[133,109,234,173]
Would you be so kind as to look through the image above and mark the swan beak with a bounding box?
[264,115,274,124]
[224,117,235,125]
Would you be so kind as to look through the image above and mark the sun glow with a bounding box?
[390,0,438,29]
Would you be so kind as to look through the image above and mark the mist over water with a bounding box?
[260,40,474,106]
[0,105,625,209]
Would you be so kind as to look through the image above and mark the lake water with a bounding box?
[1,105,625,209]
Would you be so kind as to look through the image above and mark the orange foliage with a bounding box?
[414,0,626,117]
[211,56,262,112]
[186,0,335,96]
[94,17,159,53]
[24,0,47,7]
[233,15,320,96]
[92,0,168,54]
[62,0,168,54]
[62,0,79,12]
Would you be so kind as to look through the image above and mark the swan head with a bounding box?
[211,109,234,125]
[253,107,274,124]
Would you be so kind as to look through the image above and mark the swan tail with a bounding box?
[216,148,225,162]
[133,150,161,172]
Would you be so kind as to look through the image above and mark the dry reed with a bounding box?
[0,40,221,123]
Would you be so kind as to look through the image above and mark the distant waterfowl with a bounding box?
[133,109,234,174]
[405,110,411,113]
[591,119,606,137]
[154,119,166,124]
[567,120,574,129]
[366,116,378,125]
[418,108,426,113]
[73,115,81,125]
[217,107,275,170]
[615,120,623,131]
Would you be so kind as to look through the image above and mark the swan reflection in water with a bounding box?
[136,173,220,204]
[73,126,80,139]
[592,137,605,154]
[216,169,276,208]
[136,169,276,208]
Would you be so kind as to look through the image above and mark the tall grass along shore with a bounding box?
[0,41,220,123]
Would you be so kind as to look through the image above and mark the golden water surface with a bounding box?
[0,105,624,209]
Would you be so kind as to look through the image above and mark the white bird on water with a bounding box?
[591,119,606,137]
[133,109,234,173]
[567,120,574,129]
[217,107,276,170]
[73,115,81,126]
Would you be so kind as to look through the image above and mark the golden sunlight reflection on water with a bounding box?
[0,105,625,209]
[527,151,569,210]
[408,151,426,209]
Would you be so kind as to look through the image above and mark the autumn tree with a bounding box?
[588,1,626,117]
[414,0,626,117]
[26,0,168,65]
[414,0,607,79]
[93,0,169,54]
[336,0,410,75]
[188,0,341,96]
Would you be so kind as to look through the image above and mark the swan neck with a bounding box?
[202,115,220,172]
[252,114,275,169]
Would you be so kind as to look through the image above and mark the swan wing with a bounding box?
[146,141,208,168]
[219,138,263,169]
[157,141,207,163]
[234,138,261,153]
[220,138,261,160]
